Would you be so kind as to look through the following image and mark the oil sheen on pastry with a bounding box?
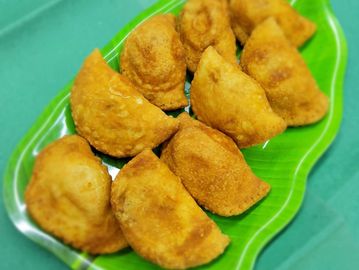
[71,49,179,157]
[25,135,127,254]
[190,46,286,148]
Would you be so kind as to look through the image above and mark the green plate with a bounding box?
[3,0,347,269]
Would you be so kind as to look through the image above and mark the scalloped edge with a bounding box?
[2,0,347,269]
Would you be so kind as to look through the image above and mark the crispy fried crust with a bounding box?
[121,14,188,110]
[70,49,179,157]
[161,113,271,216]
[229,0,316,47]
[190,46,286,148]
[111,149,229,269]
[178,0,237,73]
[25,135,127,254]
[240,18,329,126]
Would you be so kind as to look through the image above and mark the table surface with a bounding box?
[1,0,358,269]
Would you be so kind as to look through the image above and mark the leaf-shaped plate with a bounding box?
[3,0,347,269]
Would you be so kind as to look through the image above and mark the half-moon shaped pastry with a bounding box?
[25,135,127,254]
[121,14,188,110]
[229,0,316,47]
[161,113,271,216]
[240,18,329,126]
[111,149,229,269]
[178,0,237,73]
[71,49,179,157]
[190,46,286,148]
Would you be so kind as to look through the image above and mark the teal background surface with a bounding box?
[0,0,358,269]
